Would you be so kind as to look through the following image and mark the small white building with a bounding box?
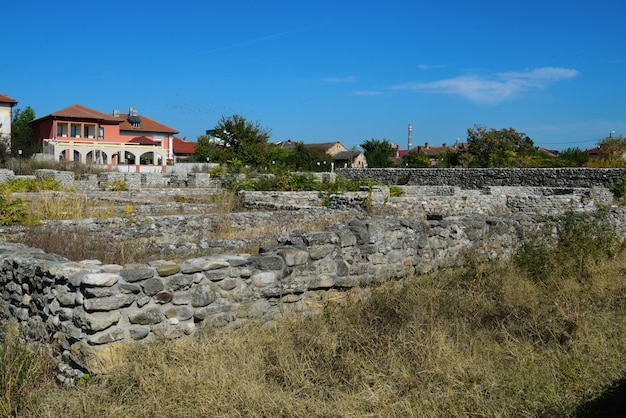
[0,94,18,153]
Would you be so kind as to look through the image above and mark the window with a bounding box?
[70,124,81,138]
[84,124,96,139]
[57,123,68,137]
[98,127,104,139]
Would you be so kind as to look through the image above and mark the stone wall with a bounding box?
[4,208,626,382]
[336,167,626,188]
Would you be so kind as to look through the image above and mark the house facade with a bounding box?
[0,94,17,153]
[30,105,178,172]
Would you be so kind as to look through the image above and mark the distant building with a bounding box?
[172,137,196,162]
[276,139,366,169]
[30,104,178,172]
[0,94,18,153]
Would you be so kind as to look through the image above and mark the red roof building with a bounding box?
[30,105,179,171]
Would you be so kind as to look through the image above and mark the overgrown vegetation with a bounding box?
[0,211,619,416]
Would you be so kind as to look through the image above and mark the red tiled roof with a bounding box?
[32,104,121,123]
[118,113,178,134]
[173,136,195,155]
[0,94,17,105]
[128,136,159,145]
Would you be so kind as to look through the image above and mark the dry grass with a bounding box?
[22,247,626,417]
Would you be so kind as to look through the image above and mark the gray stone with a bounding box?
[83,294,135,312]
[87,327,125,345]
[120,267,155,282]
[277,249,309,266]
[190,284,216,307]
[128,307,164,325]
[73,311,121,332]
[164,306,194,321]
[129,326,150,340]
[166,273,196,291]
[82,273,120,287]
[142,278,164,296]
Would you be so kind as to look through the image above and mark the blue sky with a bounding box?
[4,0,625,151]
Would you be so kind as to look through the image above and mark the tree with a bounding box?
[287,142,314,172]
[360,138,395,168]
[11,106,36,157]
[400,149,431,167]
[585,134,626,168]
[556,147,590,167]
[466,125,536,167]
[191,134,213,163]
[205,115,271,166]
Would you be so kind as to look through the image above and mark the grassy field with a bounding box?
[0,211,623,417]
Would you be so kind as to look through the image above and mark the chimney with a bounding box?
[113,109,120,117]
[408,123,413,149]
[425,141,429,149]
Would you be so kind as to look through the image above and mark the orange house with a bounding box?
[30,104,178,172]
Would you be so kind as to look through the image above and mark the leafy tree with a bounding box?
[191,134,213,163]
[205,115,271,166]
[556,147,590,167]
[288,142,314,172]
[466,125,536,167]
[585,134,626,168]
[11,106,36,157]
[400,149,431,167]
[360,138,395,168]
[307,146,332,172]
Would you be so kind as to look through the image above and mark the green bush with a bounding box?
[610,177,626,199]
[108,180,129,191]
[0,178,62,194]
[0,195,35,226]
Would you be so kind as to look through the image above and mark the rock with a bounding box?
[277,249,309,266]
[156,263,181,277]
[82,273,120,287]
[119,267,155,283]
[128,307,163,325]
[142,278,164,296]
[190,284,216,307]
[73,311,121,332]
[83,294,135,312]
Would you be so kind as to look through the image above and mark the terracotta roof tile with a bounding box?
[32,104,121,123]
[0,94,17,105]
[118,113,178,134]
[173,136,195,154]
[128,136,159,145]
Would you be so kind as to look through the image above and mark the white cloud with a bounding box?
[391,67,579,104]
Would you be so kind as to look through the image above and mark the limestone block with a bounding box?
[70,341,127,374]
[128,307,164,325]
[156,263,181,277]
[190,284,217,307]
[83,294,135,312]
[142,278,164,296]
[119,267,155,283]
[73,311,121,332]
[82,273,120,287]
[277,249,309,267]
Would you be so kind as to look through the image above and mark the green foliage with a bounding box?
[610,178,626,199]
[0,195,33,226]
[399,149,431,167]
[205,115,272,166]
[515,210,621,282]
[467,125,539,167]
[11,106,36,157]
[108,180,129,191]
[251,173,320,192]
[209,165,225,178]
[388,185,404,197]
[360,138,395,168]
[287,141,314,171]
[0,177,62,194]
[556,147,590,167]
[585,134,626,168]
[191,134,213,163]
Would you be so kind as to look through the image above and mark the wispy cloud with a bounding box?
[391,67,579,104]
[322,76,357,84]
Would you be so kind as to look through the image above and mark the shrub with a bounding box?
[0,195,36,226]
[108,179,128,191]
[610,177,626,199]
[209,165,225,178]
